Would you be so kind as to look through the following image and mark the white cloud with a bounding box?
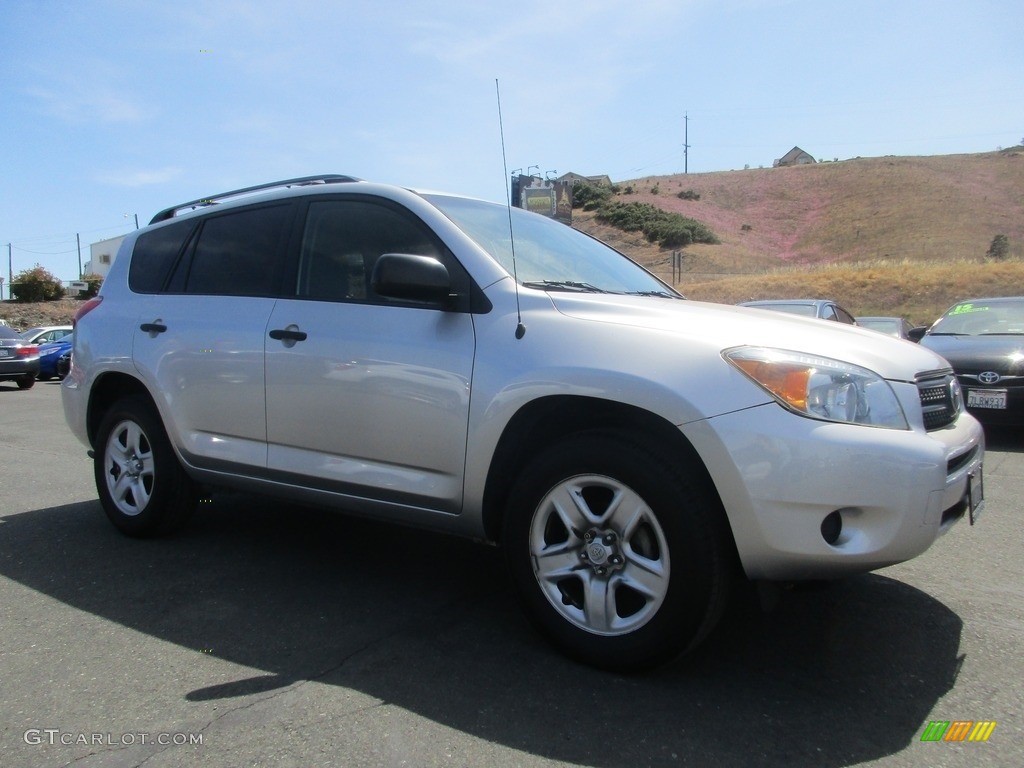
[28,84,150,124]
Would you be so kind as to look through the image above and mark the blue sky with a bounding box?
[2,0,1022,287]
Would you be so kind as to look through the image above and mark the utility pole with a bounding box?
[76,233,82,278]
[683,112,690,174]
[7,243,11,301]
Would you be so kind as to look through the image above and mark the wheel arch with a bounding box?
[480,395,728,544]
[86,372,158,450]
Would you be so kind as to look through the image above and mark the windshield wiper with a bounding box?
[626,290,683,299]
[928,332,966,336]
[522,280,610,293]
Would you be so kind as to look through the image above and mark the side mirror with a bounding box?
[908,326,928,343]
[371,254,452,305]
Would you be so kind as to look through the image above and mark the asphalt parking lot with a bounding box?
[1,381,1021,768]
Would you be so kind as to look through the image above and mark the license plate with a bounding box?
[967,389,1007,409]
[0,348,10,358]
[968,466,984,525]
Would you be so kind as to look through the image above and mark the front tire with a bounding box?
[503,431,733,672]
[93,395,197,537]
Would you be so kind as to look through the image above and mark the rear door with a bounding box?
[132,203,293,471]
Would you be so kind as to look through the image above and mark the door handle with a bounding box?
[140,322,167,334]
[269,328,307,342]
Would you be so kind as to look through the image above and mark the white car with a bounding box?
[63,175,985,670]
[21,325,73,345]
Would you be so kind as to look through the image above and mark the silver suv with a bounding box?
[63,175,985,670]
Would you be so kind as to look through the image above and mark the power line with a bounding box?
[13,246,82,256]
[2,221,134,248]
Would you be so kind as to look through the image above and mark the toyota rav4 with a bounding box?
[63,175,985,670]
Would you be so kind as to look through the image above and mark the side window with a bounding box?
[836,307,856,324]
[183,205,290,296]
[129,219,196,293]
[296,200,445,303]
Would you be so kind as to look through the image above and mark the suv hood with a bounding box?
[920,334,1024,372]
[549,294,950,381]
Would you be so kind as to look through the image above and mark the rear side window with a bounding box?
[182,204,291,296]
[128,219,195,293]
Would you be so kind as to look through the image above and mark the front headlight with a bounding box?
[724,346,909,430]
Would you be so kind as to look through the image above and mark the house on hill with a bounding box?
[558,172,613,186]
[773,147,816,167]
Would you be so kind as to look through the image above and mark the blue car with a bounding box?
[37,332,73,380]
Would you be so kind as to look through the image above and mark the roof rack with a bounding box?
[149,174,362,224]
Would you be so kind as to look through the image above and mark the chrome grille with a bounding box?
[917,372,960,430]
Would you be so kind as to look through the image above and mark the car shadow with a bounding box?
[0,494,964,767]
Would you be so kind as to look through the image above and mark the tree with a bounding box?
[79,273,104,299]
[986,234,1010,261]
[10,265,65,302]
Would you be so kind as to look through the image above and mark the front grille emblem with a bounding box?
[978,371,1001,385]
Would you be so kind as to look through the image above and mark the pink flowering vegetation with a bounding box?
[577,148,1024,272]
[572,149,1024,322]
[588,150,1024,268]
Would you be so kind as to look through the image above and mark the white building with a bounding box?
[85,234,127,279]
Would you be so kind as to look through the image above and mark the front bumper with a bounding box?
[685,400,985,581]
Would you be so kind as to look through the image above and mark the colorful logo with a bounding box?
[920,720,996,742]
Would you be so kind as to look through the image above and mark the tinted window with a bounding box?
[129,219,196,293]
[296,200,446,303]
[184,204,290,296]
[835,306,856,324]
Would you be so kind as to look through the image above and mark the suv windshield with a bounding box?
[423,194,679,297]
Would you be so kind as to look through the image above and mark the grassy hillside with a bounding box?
[573,149,1024,324]
[682,259,1024,327]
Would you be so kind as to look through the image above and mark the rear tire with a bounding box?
[16,375,35,389]
[93,395,197,537]
[502,430,733,672]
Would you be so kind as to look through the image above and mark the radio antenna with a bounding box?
[495,79,526,340]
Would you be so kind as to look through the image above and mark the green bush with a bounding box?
[595,201,719,248]
[79,273,104,299]
[677,190,701,201]
[987,234,1010,260]
[646,222,692,248]
[572,182,614,210]
[10,265,65,302]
